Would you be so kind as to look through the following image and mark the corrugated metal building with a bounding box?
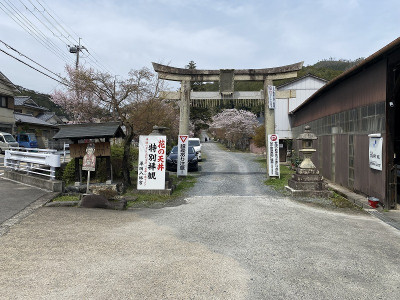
[290,37,400,209]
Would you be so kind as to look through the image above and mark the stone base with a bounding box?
[288,179,326,190]
[4,170,63,192]
[136,189,172,196]
[285,185,333,198]
[291,173,323,182]
[296,167,320,175]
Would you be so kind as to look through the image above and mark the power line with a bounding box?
[2,0,70,62]
[0,39,65,80]
[0,0,73,64]
[20,0,74,48]
[1,0,115,85]
[0,47,68,86]
[33,0,115,74]
[35,0,80,44]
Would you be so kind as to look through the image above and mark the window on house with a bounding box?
[1,97,7,108]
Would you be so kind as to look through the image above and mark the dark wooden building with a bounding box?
[290,37,400,209]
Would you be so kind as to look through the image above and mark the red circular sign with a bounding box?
[270,134,278,141]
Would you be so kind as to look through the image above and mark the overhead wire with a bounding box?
[0,39,65,81]
[0,0,73,64]
[11,0,73,63]
[0,47,68,86]
[34,0,115,74]
[18,0,72,48]
[34,0,79,43]
[26,0,74,46]
[1,0,115,89]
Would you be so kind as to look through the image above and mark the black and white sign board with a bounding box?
[268,134,280,177]
[137,135,167,190]
[177,135,189,176]
[268,85,276,109]
[368,134,383,171]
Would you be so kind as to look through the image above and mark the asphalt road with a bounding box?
[1,142,400,299]
[0,177,48,225]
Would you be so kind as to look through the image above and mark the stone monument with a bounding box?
[286,125,332,197]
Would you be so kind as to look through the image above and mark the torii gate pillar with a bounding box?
[179,80,191,135]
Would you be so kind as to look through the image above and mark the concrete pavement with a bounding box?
[0,177,57,236]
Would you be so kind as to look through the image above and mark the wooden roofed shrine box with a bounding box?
[53,122,125,184]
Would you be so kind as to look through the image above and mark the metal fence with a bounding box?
[4,147,61,180]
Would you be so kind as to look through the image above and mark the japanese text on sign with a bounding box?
[137,135,167,190]
[268,85,276,109]
[268,134,280,177]
[369,135,383,171]
[177,135,189,176]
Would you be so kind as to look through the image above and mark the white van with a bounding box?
[0,132,19,154]
[189,138,202,161]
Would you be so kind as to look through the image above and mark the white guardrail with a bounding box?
[4,147,60,180]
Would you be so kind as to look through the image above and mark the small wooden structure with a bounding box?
[53,122,125,183]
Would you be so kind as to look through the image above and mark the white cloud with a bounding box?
[1,0,400,93]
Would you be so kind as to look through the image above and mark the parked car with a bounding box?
[0,132,19,153]
[166,146,199,172]
[16,133,38,148]
[189,137,202,161]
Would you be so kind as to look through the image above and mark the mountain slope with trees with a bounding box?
[16,86,68,117]
[198,58,365,92]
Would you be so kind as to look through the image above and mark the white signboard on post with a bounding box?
[368,134,383,171]
[137,135,167,190]
[177,135,189,176]
[268,85,276,109]
[268,134,280,177]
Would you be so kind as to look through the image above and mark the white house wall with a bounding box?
[275,76,326,139]
[275,98,291,139]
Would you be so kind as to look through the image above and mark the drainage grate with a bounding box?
[367,210,400,231]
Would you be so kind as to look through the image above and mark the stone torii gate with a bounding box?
[152,62,303,177]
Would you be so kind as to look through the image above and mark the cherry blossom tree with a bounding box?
[210,109,259,149]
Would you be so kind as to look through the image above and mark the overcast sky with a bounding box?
[1,0,399,94]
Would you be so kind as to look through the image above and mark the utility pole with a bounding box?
[69,38,86,69]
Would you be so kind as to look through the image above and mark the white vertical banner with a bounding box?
[177,135,189,176]
[368,134,383,171]
[268,85,276,109]
[268,134,280,177]
[137,135,167,190]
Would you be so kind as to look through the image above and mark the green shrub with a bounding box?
[62,159,76,184]
[60,145,139,184]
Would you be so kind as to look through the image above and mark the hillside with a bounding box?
[16,86,68,117]
[200,58,365,91]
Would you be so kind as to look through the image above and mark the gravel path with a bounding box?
[1,142,400,299]
[189,142,278,197]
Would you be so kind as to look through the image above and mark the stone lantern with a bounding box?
[285,125,331,197]
[297,125,317,170]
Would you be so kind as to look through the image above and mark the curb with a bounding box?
[0,192,60,237]
[327,180,400,231]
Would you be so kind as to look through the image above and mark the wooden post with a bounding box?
[106,156,111,184]
[105,138,112,184]
[86,170,91,194]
